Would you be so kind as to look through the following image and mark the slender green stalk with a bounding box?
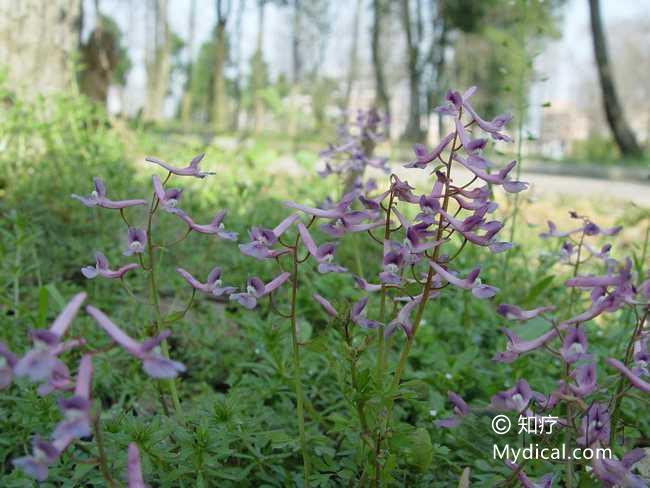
[609,311,647,445]
[92,413,117,488]
[563,230,586,488]
[146,175,182,417]
[289,238,310,484]
[374,116,461,487]
[376,190,396,383]
[388,119,460,403]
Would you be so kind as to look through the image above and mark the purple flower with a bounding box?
[12,435,74,481]
[71,177,147,209]
[82,251,138,279]
[37,361,73,396]
[128,443,149,488]
[496,304,554,321]
[592,447,646,488]
[577,402,610,447]
[0,341,17,389]
[435,391,470,428]
[53,355,92,441]
[565,271,628,289]
[353,275,382,292]
[174,210,237,240]
[350,297,383,330]
[297,223,347,273]
[454,118,487,155]
[86,306,186,378]
[145,153,215,178]
[404,133,454,169]
[380,241,406,284]
[390,176,419,203]
[569,363,597,397]
[490,379,532,413]
[313,294,338,317]
[177,267,235,297]
[560,327,590,363]
[14,292,86,381]
[493,327,558,363]
[384,299,419,338]
[239,214,299,260]
[433,87,476,116]
[539,220,582,239]
[284,190,359,219]
[152,175,183,212]
[461,99,513,142]
[123,228,147,256]
[230,272,291,309]
[452,155,526,192]
[429,261,498,299]
[606,358,650,393]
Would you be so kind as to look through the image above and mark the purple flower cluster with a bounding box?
[318,108,390,192]
[2,290,183,481]
[438,210,648,485]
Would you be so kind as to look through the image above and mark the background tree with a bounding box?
[400,0,426,141]
[180,0,197,127]
[79,5,131,107]
[212,0,232,132]
[0,0,81,98]
[143,0,171,121]
[588,0,643,158]
[344,0,364,112]
[371,0,390,120]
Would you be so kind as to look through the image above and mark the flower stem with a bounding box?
[376,190,395,384]
[146,192,182,418]
[92,413,117,488]
[290,240,310,484]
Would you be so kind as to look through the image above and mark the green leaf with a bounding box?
[523,275,554,306]
[405,427,433,471]
[163,311,186,325]
[46,283,66,309]
[38,286,49,327]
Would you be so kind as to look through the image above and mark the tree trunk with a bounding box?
[252,0,266,133]
[401,0,424,141]
[144,0,171,122]
[288,0,302,139]
[212,17,228,131]
[180,0,197,127]
[231,0,245,131]
[371,0,390,120]
[588,0,642,158]
[0,0,81,98]
[344,0,363,112]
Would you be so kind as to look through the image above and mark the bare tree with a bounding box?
[344,0,363,111]
[251,0,267,133]
[144,0,171,121]
[371,0,391,120]
[180,0,197,127]
[401,0,425,141]
[79,1,121,106]
[288,0,303,138]
[0,0,81,98]
[588,0,642,158]
[212,0,232,132]
[231,0,246,130]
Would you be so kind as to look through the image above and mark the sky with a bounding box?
[84,0,649,118]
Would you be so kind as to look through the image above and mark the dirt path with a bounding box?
[518,171,650,207]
